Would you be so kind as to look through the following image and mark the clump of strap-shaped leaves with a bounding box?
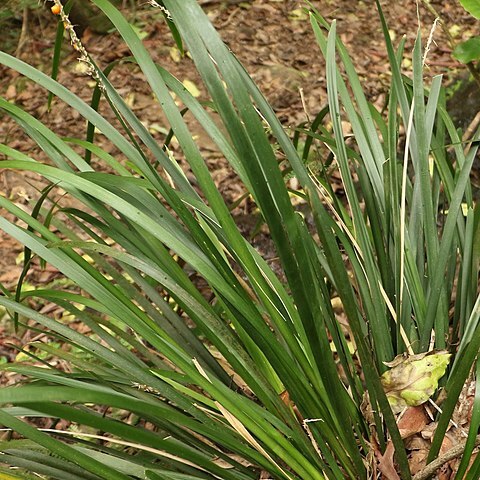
[0,0,479,478]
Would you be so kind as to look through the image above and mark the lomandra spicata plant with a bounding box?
[0,0,479,479]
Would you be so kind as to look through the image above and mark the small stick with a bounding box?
[412,434,480,480]
[462,110,480,155]
[15,7,30,58]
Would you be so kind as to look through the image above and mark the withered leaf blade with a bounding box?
[381,350,451,413]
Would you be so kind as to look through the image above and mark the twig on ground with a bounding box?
[412,435,480,480]
[463,110,480,154]
[15,7,30,58]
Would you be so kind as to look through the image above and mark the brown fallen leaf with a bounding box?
[378,406,428,479]
[378,442,400,480]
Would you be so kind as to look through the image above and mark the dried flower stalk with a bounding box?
[49,0,105,93]
[147,0,172,20]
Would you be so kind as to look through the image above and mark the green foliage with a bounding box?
[0,0,41,29]
[0,0,43,53]
[0,0,478,479]
[0,0,41,19]
[459,0,480,19]
[453,36,480,63]
[453,0,480,63]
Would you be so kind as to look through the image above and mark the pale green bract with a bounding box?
[380,350,451,413]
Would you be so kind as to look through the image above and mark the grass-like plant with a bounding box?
[0,0,478,478]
